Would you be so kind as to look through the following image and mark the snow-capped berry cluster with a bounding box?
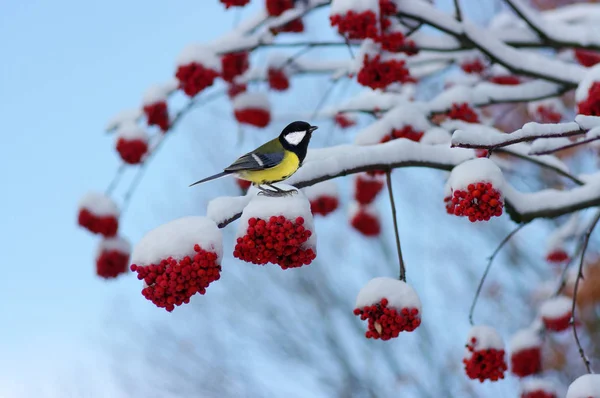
[528,98,564,124]
[220,0,250,8]
[577,82,600,116]
[334,113,356,128]
[267,68,290,91]
[380,125,424,143]
[330,7,379,40]
[447,103,480,123]
[520,378,558,398]
[539,296,573,332]
[354,173,384,205]
[176,44,221,97]
[445,158,505,222]
[115,123,149,165]
[358,55,413,89]
[350,202,381,236]
[574,49,600,67]
[303,181,339,217]
[266,0,294,16]
[227,83,247,99]
[130,217,223,312]
[566,374,600,398]
[509,329,542,378]
[461,59,486,74]
[96,237,130,279]
[463,325,507,382]
[142,83,175,131]
[354,277,422,340]
[546,248,569,264]
[78,192,120,237]
[381,31,418,55]
[143,101,169,131]
[221,52,249,83]
[233,92,271,127]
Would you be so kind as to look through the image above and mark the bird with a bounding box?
[190,121,318,196]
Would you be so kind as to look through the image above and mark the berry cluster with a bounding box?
[541,311,571,332]
[130,244,221,312]
[489,75,521,85]
[116,137,148,165]
[234,108,271,127]
[267,68,290,91]
[546,249,569,264]
[78,209,119,237]
[351,208,381,236]
[266,0,294,16]
[511,347,542,378]
[220,0,250,8]
[96,249,129,279]
[358,55,413,90]
[574,48,600,67]
[234,216,316,269]
[330,10,379,40]
[463,337,507,382]
[445,182,503,222]
[176,62,220,97]
[355,174,384,205]
[461,59,486,74]
[143,101,169,131]
[534,105,562,124]
[578,82,600,116]
[334,113,356,128]
[310,195,339,216]
[381,32,418,55]
[271,18,305,34]
[221,52,249,83]
[475,149,489,158]
[227,83,247,99]
[521,390,556,398]
[353,298,421,340]
[380,125,424,143]
[447,103,480,123]
[236,178,252,191]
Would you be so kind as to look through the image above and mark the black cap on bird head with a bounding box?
[279,121,318,163]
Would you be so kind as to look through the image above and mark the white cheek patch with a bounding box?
[285,131,307,146]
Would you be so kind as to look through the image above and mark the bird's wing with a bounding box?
[224,151,284,172]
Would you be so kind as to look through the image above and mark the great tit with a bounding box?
[190,121,318,196]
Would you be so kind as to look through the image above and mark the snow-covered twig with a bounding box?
[386,170,406,282]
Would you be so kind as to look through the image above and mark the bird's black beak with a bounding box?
[309,125,319,133]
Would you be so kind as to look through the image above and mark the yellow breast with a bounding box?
[238,151,300,184]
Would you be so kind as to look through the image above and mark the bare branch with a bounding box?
[386,170,406,282]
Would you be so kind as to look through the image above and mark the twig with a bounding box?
[469,223,527,325]
[386,170,406,281]
[310,79,339,120]
[343,36,355,59]
[453,0,463,22]
[554,238,585,296]
[570,209,600,374]
[105,164,127,196]
[529,135,600,156]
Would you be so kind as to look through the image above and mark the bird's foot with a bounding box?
[257,186,298,197]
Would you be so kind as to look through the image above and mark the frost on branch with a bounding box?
[175,44,221,97]
[566,374,600,398]
[233,92,271,128]
[444,158,505,222]
[115,123,149,165]
[520,378,558,398]
[539,295,573,332]
[96,237,130,279]
[463,325,507,382]
[77,192,119,237]
[509,328,543,378]
[302,181,339,217]
[353,277,422,340]
[576,64,600,117]
[233,186,317,270]
[130,216,223,312]
[349,201,381,237]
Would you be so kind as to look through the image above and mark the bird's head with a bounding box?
[279,121,318,147]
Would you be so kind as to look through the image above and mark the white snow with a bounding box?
[421,127,451,145]
[79,192,119,217]
[500,142,569,173]
[575,114,600,130]
[354,104,431,145]
[115,123,148,143]
[233,92,270,111]
[302,180,338,200]
[235,184,316,249]
[539,296,572,320]
[176,43,221,71]
[567,374,600,398]
[521,378,558,396]
[142,79,179,105]
[529,137,573,155]
[208,190,255,227]
[330,0,379,16]
[509,328,541,352]
[446,158,505,193]
[348,200,378,220]
[97,236,131,257]
[330,90,412,114]
[576,64,600,103]
[131,216,223,266]
[106,108,143,132]
[355,277,422,311]
[466,325,504,351]
[547,213,580,251]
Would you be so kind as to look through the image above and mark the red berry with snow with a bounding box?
[267,68,290,91]
[221,52,249,83]
[574,49,600,67]
[334,113,356,128]
[577,81,600,116]
[461,59,486,74]
[546,248,569,264]
[463,325,507,382]
[534,105,562,124]
[96,237,130,279]
[381,32,418,55]
[78,192,119,237]
[143,101,169,131]
[271,18,305,34]
[354,173,384,205]
[310,196,339,216]
[330,11,378,40]
[266,0,293,16]
[220,0,250,8]
[539,296,573,332]
[566,374,600,398]
[447,103,480,123]
[509,329,542,378]
[381,125,424,143]
[233,92,271,128]
[354,278,422,340]
[227,83,247,99]
[234,216,316,269]
[489,75,521,85]
[350,205,381,236]
[520,378,558,398]
[116,138,148,165]
[446,182,503,222]
[358,55,413,90]
[176,62,219,97]
[379,0,397,16]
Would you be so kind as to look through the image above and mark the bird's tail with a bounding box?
[189,171,232,187]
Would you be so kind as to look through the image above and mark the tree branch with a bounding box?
[386,170,406,282]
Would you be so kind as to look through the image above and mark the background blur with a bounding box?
[1,1,598,397]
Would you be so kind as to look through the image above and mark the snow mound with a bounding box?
[466,325,504,350]
[567,374,600,398]
[575,64,600,102]
[142,79,179,105]
[97,236,131,257]
[539,296,572,319]
[302,180,338,200]
[575,114,600,130]
[208,191,254,227]
[521,378,558,396]
[348,200,378,219]
[510,328,542,352]
[355,277,422,311]
[176,43,221,71]
[106,108,143,132]
[131,216,223,266]
[446,158,505,193]
[79,192,119,217]
[115,122,148,143]
[330,0,379,15]
[421,127,451,145]
[233,92,271,111]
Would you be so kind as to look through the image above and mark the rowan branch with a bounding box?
[386,170,406,282]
